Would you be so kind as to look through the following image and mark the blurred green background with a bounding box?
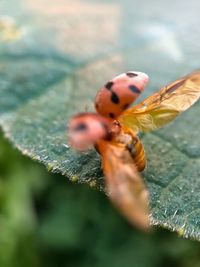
[0,131,200,267]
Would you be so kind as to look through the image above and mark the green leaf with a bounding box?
[1,0,200,240]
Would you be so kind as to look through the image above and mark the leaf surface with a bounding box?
[1,0,200,240]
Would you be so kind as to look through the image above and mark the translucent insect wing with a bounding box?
[119,71,200,133]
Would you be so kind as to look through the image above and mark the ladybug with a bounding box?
[68,70,200,230]
[95,71,149,119]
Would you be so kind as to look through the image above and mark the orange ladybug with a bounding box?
[95,71,149,119]
[68,71,200,230]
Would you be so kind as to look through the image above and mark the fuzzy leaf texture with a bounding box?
[0,0,200,240]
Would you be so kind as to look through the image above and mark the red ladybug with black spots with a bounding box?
[95,71,149,119]
[68,70,200,230]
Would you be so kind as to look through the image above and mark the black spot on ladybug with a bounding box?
[111,92,120,104]
[129,85,141,94]
[109,112,115,118]
[73,123,88,132]
[126,72,138,78]
[123,103,130,110]
[105,81,114,90]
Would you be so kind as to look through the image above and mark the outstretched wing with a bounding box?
[96,140,150,230]
[119,71,200,133]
